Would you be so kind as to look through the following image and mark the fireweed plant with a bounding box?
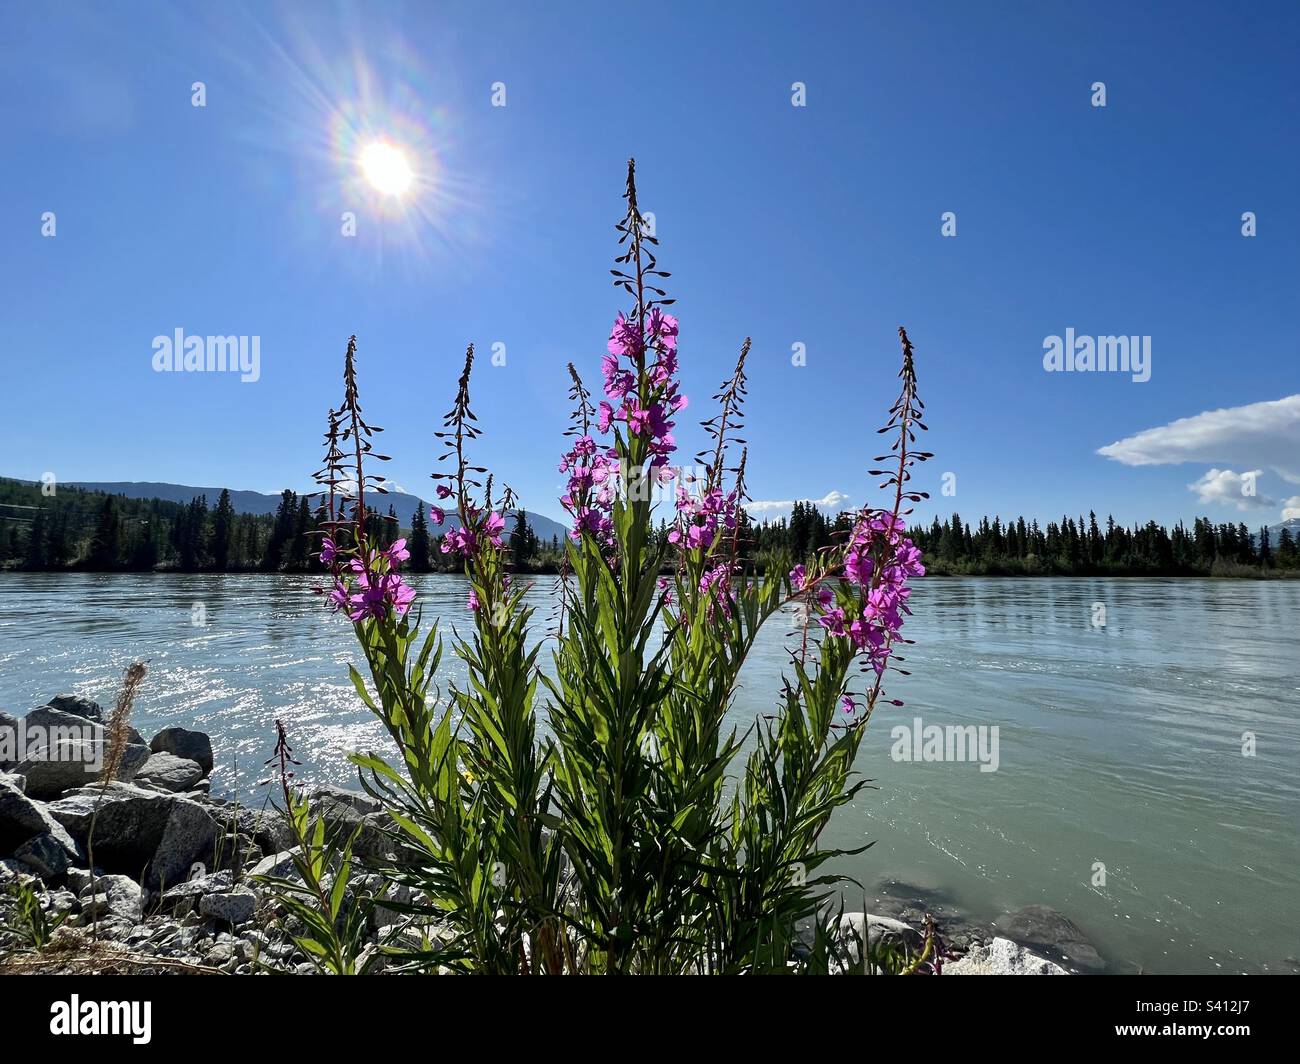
[296,160,931,974]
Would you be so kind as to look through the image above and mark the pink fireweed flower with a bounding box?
[383,538,410,566]
[818,607,847,637]
[430,506,446,525]
[436,485,454,500]
[320,537,339,566]
[441,526,478,557]
[346,570,416,622]
[467,588,480,612]
[789,564,806,591]
[327,578,350,613]
[840,695,857,715]
[646,308,679,351]
[606,312,644,358]
[484,511,506,546]
[597,401,615,433]
[844,549,874,586]
[699,563,736,619]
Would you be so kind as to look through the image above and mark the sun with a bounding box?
[359,140,413,196]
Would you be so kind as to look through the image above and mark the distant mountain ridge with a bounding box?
[58,480,570,542]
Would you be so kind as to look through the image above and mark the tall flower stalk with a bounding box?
[304,160,930,974]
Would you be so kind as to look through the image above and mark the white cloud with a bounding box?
[746,490,850,516]
[1097,394,1300,484]
[1186,469,1275,511]
[1283,496,1300,521]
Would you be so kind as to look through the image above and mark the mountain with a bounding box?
[1266,517,1300,540]
[60,480,570,542]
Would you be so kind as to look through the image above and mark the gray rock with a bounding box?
[249,849,299,880]
[0,769,27,793]
[0,857,29,884]
[834,912,926,970]
[310,783,383,816]
[24,705,105,740]
[203,940,236,966]
[225,806,293,855]
[370,883,412,931]
[309,784,390,859]
[16,739,150,799]
[158,869,235,914]
[44,694,104,723]
[150,727,213,775]
[135,752,205,793]
[14,832,72,879]
[44,781,218,891]
[993,904,1105,972]
[148,795,221,891]
[199,888,256,926]
[80,874,143,923]
[0,713,19,770]
[943,936,1069,975]
[0,774,84,859]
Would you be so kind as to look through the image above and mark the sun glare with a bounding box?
[360,141,413,196]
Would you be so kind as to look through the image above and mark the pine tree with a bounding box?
[87,496,122,569]
[212,489,235,569]
[287,496,312,570]
[263,490,298,570]
[409,504,431,572]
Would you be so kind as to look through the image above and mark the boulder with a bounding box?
[834,912,927,970]
[309,784,390,859]
[65,866,101,896]
[14,832,72,879]
[221,805,292,855]
[200,888,256,927]
[135,753,204,793]
[0,774,84,860]
[158,869,235,914]
[44,694,104,723]
[249,849,299,881]
[44,781,219,891]
[16,739,150,799]
[150,727,213,775]
[993,904,1105,972]
[943,936,1069,975]
[0,857,31,885]
[81,873,144,924]
[0,712,19,770]
[149,795,222,891]
[22,705,147,749]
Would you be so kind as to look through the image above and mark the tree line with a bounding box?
[0,479,562,573]
[3,479,1295,577]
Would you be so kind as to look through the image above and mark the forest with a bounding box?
[2,478,1296,577]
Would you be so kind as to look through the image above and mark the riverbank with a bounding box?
[2,692,1081,974]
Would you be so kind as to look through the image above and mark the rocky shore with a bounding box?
[2,693,1084,975]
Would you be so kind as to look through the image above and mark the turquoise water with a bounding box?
[1,573,1297,973]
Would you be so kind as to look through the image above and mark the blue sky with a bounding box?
[2,0,1297,530]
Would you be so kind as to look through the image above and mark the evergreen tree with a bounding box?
[211,489,235,569]
[263,490,299,571]
[87,496,122,569]
[409,504,431,572]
